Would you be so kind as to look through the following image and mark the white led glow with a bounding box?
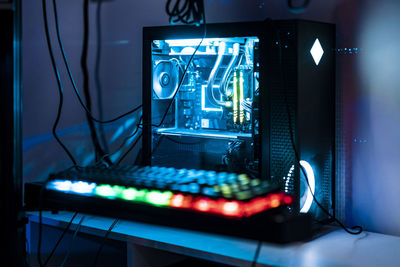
[284,161,315,213]
[50,180,72,192]
[165,38,211,47]
[299,160,315,213]
[310,38,324,65]
[201,85,223,112]
[70,181,96,194]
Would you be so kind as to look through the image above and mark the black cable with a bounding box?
[93,218,119,267]
[52,0,142,124]
[81,0,107,162]
[145,1,206,162]
[274,23,362,235]
[251,240,262,267]
[116,133,143,165]
[287,0,311,14]
[94,0,108,153]
[97,116,143,166]
[43,212,79,266]
[166,0,205,25]
[152,16,206,128]
[60,215,85,267]
[37,211,79,267]
[42,0,78,166]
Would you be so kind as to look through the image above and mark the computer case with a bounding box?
[142,20,335,220]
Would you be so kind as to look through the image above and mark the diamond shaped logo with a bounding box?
[310,38,324,65]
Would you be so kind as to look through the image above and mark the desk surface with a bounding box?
[28,211,400,267]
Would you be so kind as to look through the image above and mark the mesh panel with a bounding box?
[269,23,298,208]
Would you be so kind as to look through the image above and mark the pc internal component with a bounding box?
[150,37,259,173]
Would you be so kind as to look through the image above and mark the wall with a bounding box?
[23,0,400,236]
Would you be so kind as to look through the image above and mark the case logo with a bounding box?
[310,38,324,65]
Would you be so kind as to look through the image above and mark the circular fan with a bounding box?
[284,160,316,213]
[153,60,179,99]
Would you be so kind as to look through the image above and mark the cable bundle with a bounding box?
[166,0,205,25]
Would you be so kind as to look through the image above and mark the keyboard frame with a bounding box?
[25,181,312,243]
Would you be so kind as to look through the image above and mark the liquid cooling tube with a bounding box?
[206,42,229,107]
[220,43,240,97]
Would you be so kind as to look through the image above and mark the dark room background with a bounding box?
[22,0,400,237]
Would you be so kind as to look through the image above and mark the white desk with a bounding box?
[28,211,400,267]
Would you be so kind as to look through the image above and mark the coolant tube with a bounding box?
[220,43,239,96]
[207,42,227,107]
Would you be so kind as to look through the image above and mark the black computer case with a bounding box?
[142,20,335,220]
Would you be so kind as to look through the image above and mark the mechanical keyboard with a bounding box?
[24,165,312,243]
[44,165,292,218]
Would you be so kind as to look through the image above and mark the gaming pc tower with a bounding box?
[142,20,335,220]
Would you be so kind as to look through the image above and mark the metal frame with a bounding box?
[0,0,24,265]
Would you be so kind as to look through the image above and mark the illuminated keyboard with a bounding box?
[44,165,293,218]
[25,165,311,243]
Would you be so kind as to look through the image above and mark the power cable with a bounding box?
[116,133,143,165]
[151,0,207,130]
[81,0,107,162]
[92,218,119,267]
[60,215,85,267]
[251,240,262,267]
[42,0,77,166]
[97,116,143,166]
[37,210,78,267]
[94,0,109,153]
[43,212,79,266]
[166,0,205,25]
[52,0,142,125]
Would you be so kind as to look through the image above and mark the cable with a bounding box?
[81,0,108,162]
[94,0,108,153]
[287,0,311,14]
[166,0,205,25]
[51,0,142,125]
[251,240,262,267]
[37,211,78,267]
[144,1,206,162]
[153,9,206,129]
[92,218,119,267]
[97,116,143,166]
[152,34,205,128]
[273,22,362,235]
[43,212,79,266]
[42,0,77,166]
[116,133,143,165]
[60,216,85,267]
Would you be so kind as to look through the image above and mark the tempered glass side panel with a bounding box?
[150,37,259,173]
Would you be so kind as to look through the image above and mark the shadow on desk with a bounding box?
[28,217,236,267]
[28,220,127,267]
